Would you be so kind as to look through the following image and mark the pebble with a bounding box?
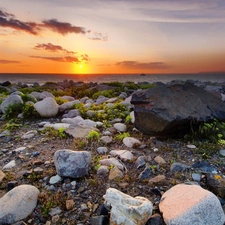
[154,156,166,165]
[0,170,6,182]
[3,160,16,170]
[97,147,108,154]
[49,174,62,184]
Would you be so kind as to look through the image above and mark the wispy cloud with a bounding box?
[34,43,76,54]
[0,59,21,64]
[0,9,39,35]
[0,9,107,39]
[88,32,108,41]
[116,61,170,70]
[30,55,80,63]
[41,19,87,35]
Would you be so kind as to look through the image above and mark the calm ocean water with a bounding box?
[0,73,224,86]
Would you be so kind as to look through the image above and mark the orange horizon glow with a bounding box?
[1,1,225,75]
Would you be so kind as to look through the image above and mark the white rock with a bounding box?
[130,111,135,123]
[59,100,80,112]
[0,185,40,224]
[222,93,225,102]
[21,130,38,139]
[104,188,153,225]
[44,123,71,130]
[110,150,134,161]
[61,96,75,101]
[123,137,141,148]
[62,116,84,125]
[31,91,46,100]
[78,119,96,127]
[99,158,124,170]
[113,123,127,132]
[100,136,113,144]
[186,144,196,149]
[3,160,16,170]
[159,184,225,225]
[42,91,55,98]
[14,146,26,153]
[97,147,108,154]
[49,174,62,184]
[34,97,59,117]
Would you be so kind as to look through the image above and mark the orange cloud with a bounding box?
[0,59,21,64]
[34,43,76,54]
[116,61,170,70]
[30,55,80,63]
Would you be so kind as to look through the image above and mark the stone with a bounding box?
[99,158,124,170]
[97,147,108,154]
[138,164,151,181]
[0,185,40,224]
[66,124,98,138]
[59,100,81,112]
[113,123,127,132]
[130,111,135,123]
[66,199,75,210]
[49,207,62,217]
[97,166,109,177]
[192,173,202,182]
[123,137,141,148]
[131,82,225,136]
[148,175,167,186]
[109,166,123,180]
[192,161,218,173]
[170,162,190,173]
[154,156,166,165]
[3,160,16,170]
[0,170,6,183]
[159,183,225,225]
[49,174,62,185]
[186,144,196,149]
[135,156,146,169]
[21,130,37,139]
[110,150,134,161]
[219,149,225,156]
[44,123,71,130]
[78,119,96,127]
[206,173,225,198]
[0,94,23,114]
[146,213,164,225]
[34,97,59,117]
[30,91,46,100]
[54,149,92,178]
[100,136,113,144]
[62,116,84,125]
[62,109,80,118]
[104,188,153,225]
[90,215,109,225]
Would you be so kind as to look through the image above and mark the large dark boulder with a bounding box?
[131,82,225,136]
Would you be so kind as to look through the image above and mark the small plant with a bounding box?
[22,102,39,118]
[87,130,100,141]
[4,103,23,119]
[125,115,132,123]
[4,119,22,131]
[115,132,130,141]
[42,127,68,139]
[54,97,69,105]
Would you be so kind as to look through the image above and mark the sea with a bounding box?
[0,73,225,86]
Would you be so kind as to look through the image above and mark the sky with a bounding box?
[0,0,225,74]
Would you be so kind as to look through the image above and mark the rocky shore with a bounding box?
[0,79,225,225]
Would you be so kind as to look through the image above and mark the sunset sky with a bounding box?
[1,0,225,74]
